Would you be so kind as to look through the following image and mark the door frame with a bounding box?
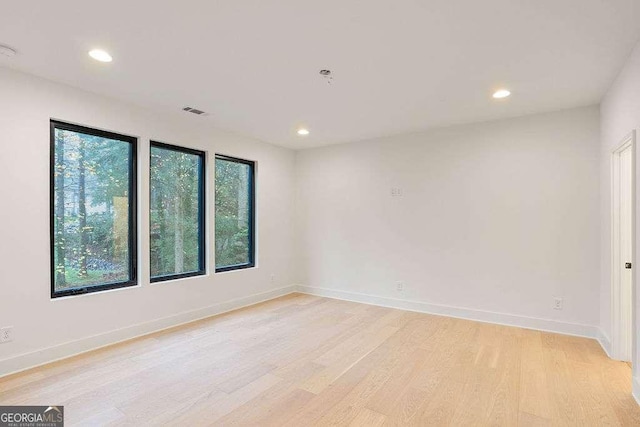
[611,130,636,361]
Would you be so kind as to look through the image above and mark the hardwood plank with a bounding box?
[301,325,400,394]
[348,407,386,427]
[519,330,552,419]
[518,411,551,427]
[171,373,281,425]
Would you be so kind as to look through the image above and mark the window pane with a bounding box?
[215,156,254,270]
[150,143,205,280]
[52,123,136,296]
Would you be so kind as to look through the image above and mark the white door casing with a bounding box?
[611,131,635,362]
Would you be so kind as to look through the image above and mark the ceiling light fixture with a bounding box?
[492,89,511,99]
[297,128,310,136]
[89,49,113,63]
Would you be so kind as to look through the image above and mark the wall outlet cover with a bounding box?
[553,297,563,310]
[0,326,14,343]
[391,187,403,197]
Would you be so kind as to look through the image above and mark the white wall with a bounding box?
[0,67,297,375]
[600,39,640,399]
[295,106,601,333]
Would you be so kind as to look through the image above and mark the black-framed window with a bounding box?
[150,141,206,282]
[50,120,137,298]
[215,155,255,272]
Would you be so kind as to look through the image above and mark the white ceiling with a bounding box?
[1,1,640,149]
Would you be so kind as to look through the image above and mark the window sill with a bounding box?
[215,264,256,274]
[150,271,208,285]
[51,281,140,300]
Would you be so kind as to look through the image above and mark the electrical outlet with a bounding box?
[0,326,13,343]
[553,297,563,310]
[390,187,403,197]
[270,274,275,284]
[396,282,404,291]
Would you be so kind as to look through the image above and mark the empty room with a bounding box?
[1,1,640,426]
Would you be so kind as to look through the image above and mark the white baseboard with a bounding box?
[596,328,613,358]
[0,285,297,378]
[634,377,640,406]
[296,285,599,339]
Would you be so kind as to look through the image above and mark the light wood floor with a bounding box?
[1,293,638,426]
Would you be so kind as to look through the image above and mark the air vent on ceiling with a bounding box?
[182,107,207,116]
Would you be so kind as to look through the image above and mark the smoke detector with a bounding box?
[0,45,17,58]
[319,69,333,84]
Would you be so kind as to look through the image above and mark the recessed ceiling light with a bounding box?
[89,49,112,63]
[492,89,511,99]
[297,128,310,136]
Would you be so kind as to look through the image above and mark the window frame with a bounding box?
[50,120,138,299]
[214,154,256,273]
[149,141,207,283]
